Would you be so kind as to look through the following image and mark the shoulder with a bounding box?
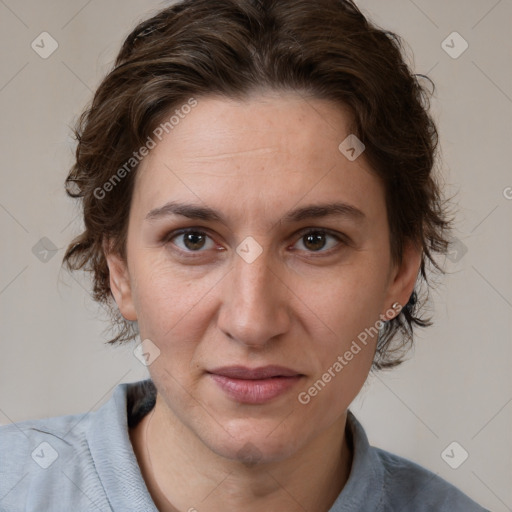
[0,410,93,472]
[373,446,489,511]
[0,412,110,512]
[0,380,157,512]
[338,411,489,512]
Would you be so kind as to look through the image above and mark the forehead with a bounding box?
[132,92,384,221]
[145,91,354,166]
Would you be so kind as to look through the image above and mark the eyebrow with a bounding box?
[145,200,366,225]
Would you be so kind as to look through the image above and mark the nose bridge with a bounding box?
[236,249,274,304]
[219,246,289,346]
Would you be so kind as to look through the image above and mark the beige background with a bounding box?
[0,0,510,510]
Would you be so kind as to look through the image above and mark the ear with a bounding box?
[382,240,422,318]
[103,239,137,321]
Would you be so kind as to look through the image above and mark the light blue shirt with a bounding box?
[0,379,488,511]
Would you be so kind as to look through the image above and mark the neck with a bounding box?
[130,393,352,512]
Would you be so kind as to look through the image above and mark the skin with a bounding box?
[106,90,421,512]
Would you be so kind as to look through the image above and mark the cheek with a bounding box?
[130,254,219,350]
[295,301,378,426]
[290,260,387,412]
[295,259,389,342]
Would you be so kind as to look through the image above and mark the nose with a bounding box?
[217,247,291,348]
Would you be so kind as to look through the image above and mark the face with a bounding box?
[107,91,420,464]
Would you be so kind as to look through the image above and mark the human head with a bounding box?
[63,0,451,370]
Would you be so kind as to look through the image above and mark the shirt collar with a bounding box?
[328,409,385,511]
[87,380,159,512]
[87,379,384,512]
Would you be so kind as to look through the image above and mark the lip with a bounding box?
[207,365,303,404]
[209,365,301,379]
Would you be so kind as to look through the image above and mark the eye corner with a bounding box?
[291,227,349,255]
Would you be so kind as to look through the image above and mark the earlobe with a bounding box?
[385,241,422,318]
[104,241,138,322]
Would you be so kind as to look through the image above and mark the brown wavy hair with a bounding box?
[63,0,452,369]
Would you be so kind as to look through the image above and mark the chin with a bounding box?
[197,417,307,466]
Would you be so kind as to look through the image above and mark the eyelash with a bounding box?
[163,227,347,258]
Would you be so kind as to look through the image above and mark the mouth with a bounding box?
[207,365,304,404]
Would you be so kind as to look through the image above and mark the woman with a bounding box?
[0,0,489,510]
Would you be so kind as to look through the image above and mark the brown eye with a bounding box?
[293,229,344,253]
[303,232,327,251]
[168,230,216,252]
[182,232,207,251]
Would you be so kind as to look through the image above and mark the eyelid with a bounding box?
[164,228,219,253]
[294,226,346,240]
[163,226,348,257]
[291,227,348,253]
